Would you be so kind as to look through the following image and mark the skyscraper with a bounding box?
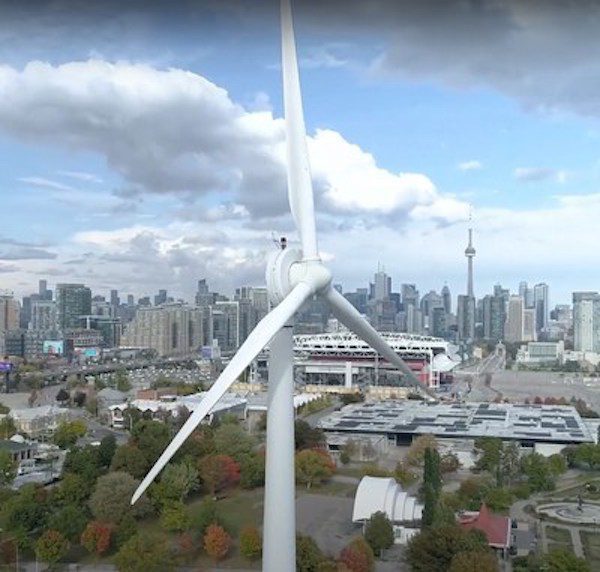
[55,284,92,332]
[533,283,549,334]
[482,293,505,342]
[505,295,524,343]
[573,292,600,352]
[441,284,451,315]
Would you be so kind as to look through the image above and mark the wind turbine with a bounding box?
[132,0,430,569]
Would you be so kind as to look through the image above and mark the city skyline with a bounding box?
[2,1,600,304]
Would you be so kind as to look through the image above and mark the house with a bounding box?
[458,503,511,556]
[0,437,37,475]
[9,405,71,440]
[352,476,423,544]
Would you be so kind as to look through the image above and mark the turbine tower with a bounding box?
[131,1,431,569]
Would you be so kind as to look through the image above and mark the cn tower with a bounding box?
[465,227,476,297]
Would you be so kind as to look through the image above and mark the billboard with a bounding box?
[43,341,64,356]
[0,361,12,372]
[74,347,99,358]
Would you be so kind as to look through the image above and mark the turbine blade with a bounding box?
[131,281,313,504]
[324,287,435,397]
[281,0,318,259]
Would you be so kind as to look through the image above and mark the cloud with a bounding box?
[58,170,103,183]
[0,59,466,228]
[514,167,567,183]
[0,246,57,261]
[0,264,19,273]
[458,160,482,172]
[19,176,74,192]
[301,46,349,69]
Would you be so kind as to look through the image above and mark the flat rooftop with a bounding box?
[318,401,594,444]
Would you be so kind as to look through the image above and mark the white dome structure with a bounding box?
[352,476,423,524]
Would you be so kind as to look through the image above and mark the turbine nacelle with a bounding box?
[266,246,332,306]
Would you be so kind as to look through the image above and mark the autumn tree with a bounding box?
[295,449,335,488]
[339,537,374,572]
[240,525,262,560]
[296,534,331,572]
[199,454,240,496]
[35,530,70,569]
[203,524,231,563]
[81,521,113,557]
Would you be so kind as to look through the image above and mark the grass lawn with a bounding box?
[580,531,600,570]
[545,526,572,544]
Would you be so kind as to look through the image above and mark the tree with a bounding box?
[295,420,326,450]
[35,530,70,570]
[53,419,87,449]
[395,461,418,488]
[474,437,503,475]
[364,511,394,557]
[115,369,131,392]
[421,448,442,528]
[574,443,600,470]
[0,416,16,439]
[296,534,330,572]
[190,497,226,538]
[521,453,555,492]
[339,537,374,572]
[406,434,438,467]
[449,550,498,572]
[160,501,190,532]
[542,548,590,572]
[2,484,50,536]
[199,454,241,496]
[295,449,335,488]
[240,526,262,560]
[500,442,521,486]
[63,445,102,485]
[440,452,460,474]
[203,524,231,563]
[0,449,17,487]
[55,472,92,505]
[55,388,70,404]
[81,521,113,557]
[130,420,170,466]
[213,423,255,462]
[111,444,148,478]
[483,487,514,512]
[239,451,265,489]
[89,471,151,524]
[159,460,199,502]
[47,504,88,542]
[405,525,489,572]
[97,434,117,467]
[73,391,86,407]
[114,533,173,572]
[547,453,567,476]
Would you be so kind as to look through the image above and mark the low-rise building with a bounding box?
[458,503,511,556]
[9,405,71,440]
[0,438,37,474]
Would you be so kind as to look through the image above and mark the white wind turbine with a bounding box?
[132,0,430,569]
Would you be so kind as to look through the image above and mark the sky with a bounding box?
[1,0,600,306]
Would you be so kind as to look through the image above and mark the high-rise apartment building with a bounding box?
[573,292,600,352]
[533,283,549,334]
[55,284,92,332]
[0,294,20,333]
[482,294,505,342]
[29,300,57,331]
[523,308,537,342]
[441,284,451,315]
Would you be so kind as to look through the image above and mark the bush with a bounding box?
[240,526,262,560]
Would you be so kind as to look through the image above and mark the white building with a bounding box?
[352,476,422,544]
[505,295,524,343]
[573,292,600,352]
[9,405,71,439]
[517,341,564,365]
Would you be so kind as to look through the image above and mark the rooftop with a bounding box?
[318,401,593,444]
[458,504,511,549]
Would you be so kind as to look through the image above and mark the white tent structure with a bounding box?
[352,476,423,525]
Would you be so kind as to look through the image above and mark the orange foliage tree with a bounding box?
[81,521,113,557]
[199,455,240,496]
[203,524,231,563]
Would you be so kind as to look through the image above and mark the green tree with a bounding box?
[97,434,117,467]
[190,497,226,538]
[449,550,498,572]
[542,548,590,572]
[54,472,92,505]
[115,369,131,392]
[483,487,514,512]
[35,530,70,570]
[47,504,88,542]
[53,419,87,449]
[213,423,255,462]
[421,448,442,528]
[574,443,600,470]
[240,525,262,560]
[296,534,331,572]
[160,501,191,532]
[114,533,173,572]
[63,445,102,485]
[521,453,555,492]
[0,416,16,439]
[295,420,326,451]
[547,454,567,476]
[405,525,488,572]
[500,442,521,486]
[474,437,504,481]
[160,460,199,501]
[1,484,50,536]
[295,449,335,488]
[239,451,265,489]
[364,511,394,557]
[0,449,17,487]
[89,471,151,524]
[111,444,148,479]
[131,420,170,466]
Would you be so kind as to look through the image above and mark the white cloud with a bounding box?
[458,160,482,171]
[514,167,567,183]
[58,170,103,183]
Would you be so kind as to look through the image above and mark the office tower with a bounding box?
[20,295,36,329]
[195,279,215,306]
[138,296,151,307]
[431,306,447,338]
[505,295,524,343]
[211,301,240,353]
[344,288,368,315]
[482,293,505,342]
[55,284,92,331]
[38,279,52,301]
[29,300,57,331]
[154,289,168,306]
[0,294,20,332]
[122,303,203,356]
[533,283,549,334]
[401,284,419,308]
[372,267,391,301]
[573,292,600,352]
[127,294,135,307]
[523,308,537,342]
[110,289,120,308]
[421,290,444,333]
[441,284,451,315]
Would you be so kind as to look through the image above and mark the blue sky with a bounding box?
[1,0,600,305]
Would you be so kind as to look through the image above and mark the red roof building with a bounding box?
[458,503,511,550]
